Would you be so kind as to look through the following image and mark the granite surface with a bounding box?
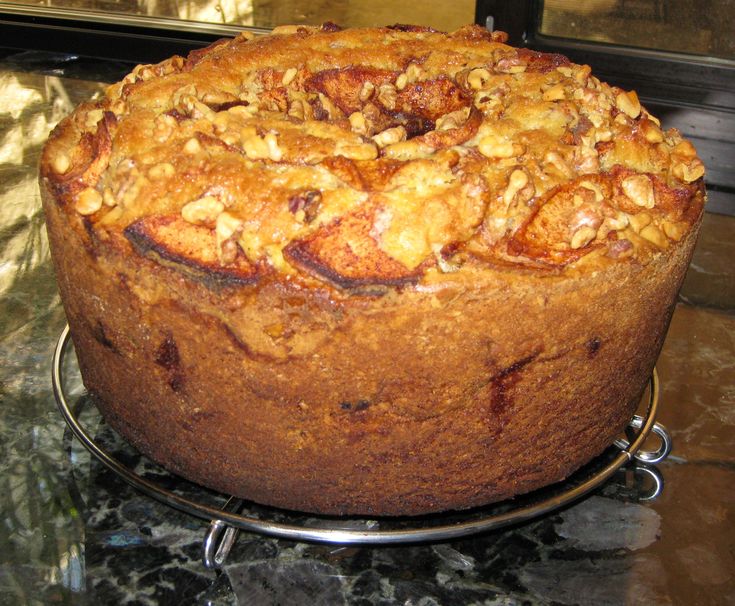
[0,54,733,606]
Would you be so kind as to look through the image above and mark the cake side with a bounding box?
[41,177,702,514]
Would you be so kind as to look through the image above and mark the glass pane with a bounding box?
[0,0,475,32]
[539,0,735,60]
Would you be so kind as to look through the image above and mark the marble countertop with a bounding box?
[0,52,733,605]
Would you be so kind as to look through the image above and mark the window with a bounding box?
[539,0,734,60]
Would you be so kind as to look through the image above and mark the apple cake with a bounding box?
[40,24,705,515]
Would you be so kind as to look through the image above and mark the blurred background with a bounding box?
[0,0,731,59]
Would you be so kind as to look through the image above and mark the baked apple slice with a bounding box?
[124,215,259,287]
[305,66,397,115]
[283,209,424,289]
[394,76,469,121]
[413,106,482,150]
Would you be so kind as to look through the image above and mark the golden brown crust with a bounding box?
[40,25,706,515]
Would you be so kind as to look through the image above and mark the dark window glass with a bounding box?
[539,0,734,60]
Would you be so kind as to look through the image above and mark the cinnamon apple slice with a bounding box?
[283,209,424,289]
[124,215,259,288]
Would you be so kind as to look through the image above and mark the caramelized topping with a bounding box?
[45,24,705,290]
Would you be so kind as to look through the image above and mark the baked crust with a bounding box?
[40,24,705,515]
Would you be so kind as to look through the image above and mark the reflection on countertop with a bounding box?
[0,55,733,605]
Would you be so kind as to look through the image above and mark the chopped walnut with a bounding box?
[212,112,230,134]
[241,132,274,160]
[542,83,566,101]
[663,220,687,242]
[102,188,117,207]
[75,188,103,215]
[288,190,322,222]
[479,136,517,159]
[263,132,283,161]
[182,196,225,226]
[615,90,641,119]
[435,109,468,131]
[579,180,604,202]
[544,151,574,178]
[281,67,298,86]
[503,169,530,207]
[628,212,652,234]
[358,81,375,102]
[215,211,244,244]
[184,137,201,154]
[405,63,425,84]
[467,68,491,90]
[570,225,597,249]
[84,109,105,130]
[608,238,634,258]
[372,125,407,148]
[377,84,397,110]
[672,159,705,183]
[51,152,70,175]
[640,224,667,247]
[621,175,655,209]
[154,114,177,142]
[348,111,368,135]
[640,120,664,143]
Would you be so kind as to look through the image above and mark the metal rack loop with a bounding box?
[613,369,672,465]
[614,403,672,465]
[203,497,243,568]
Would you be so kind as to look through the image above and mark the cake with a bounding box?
[40,24,705,515]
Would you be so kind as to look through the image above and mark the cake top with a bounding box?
[42,24,705,290]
